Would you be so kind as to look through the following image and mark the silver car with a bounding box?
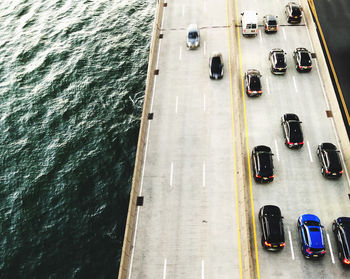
[186,24,200,49]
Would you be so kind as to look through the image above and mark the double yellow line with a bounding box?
[225,0,260,278]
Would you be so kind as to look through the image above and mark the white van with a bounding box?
[241,11,258,36]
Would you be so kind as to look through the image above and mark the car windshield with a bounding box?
[188,31,198,39]
[300,52,311,66]
[275,54,285,67]
[249,76,261,90]
[304,220,320,226]
[291,7,301,16]
[268,20,277,26]
[289,122,303,142]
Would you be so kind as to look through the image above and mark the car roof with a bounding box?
[326,150,342,170]
[308,227,324,248]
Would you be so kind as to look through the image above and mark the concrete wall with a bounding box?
[118,1,164,278]
[302,0,350,184]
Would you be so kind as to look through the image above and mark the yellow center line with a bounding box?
[225,0,242,278]
[308,0,350,126]
[233,0,261,278]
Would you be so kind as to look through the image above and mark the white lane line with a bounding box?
[327,233,335,264]
[202,259,205,279]
[182,5,185,17]
[274,139,280,161]
[265,76,270,95]
[179,46,182,61]
[203,94,206,112]
[170,162,174,187]
[128,6,166,278]
[288,229,295,260]
[175,96,179,114]
[282,28,287,41]
[292,76,298,92]
[203,41,206,56]
[163,258,167,279]
[259,30,262,43]
[203,162,206,187]
[306,141,313,162]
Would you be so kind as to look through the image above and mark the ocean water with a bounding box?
[0,0,154,278]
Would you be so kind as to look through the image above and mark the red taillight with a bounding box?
[309,66,312,68]
[280,242,286,247]
[340,170,344,174]
[256,29,258,33]
[269,175,274,178]
[343,258,350,264]
[255,174,261,178]
[299,142,304,145]
[244,29,246,33]
[276,26,279,30]
[299,66,303,69]
[325,169,330,174]
[306,248,312,254]
[264,241,271,247]
[257,90,262,93]
[248,90,252,93]
[321,250,326,254]
[265,26,268,30]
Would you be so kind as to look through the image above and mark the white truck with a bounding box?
[241,11,258,36]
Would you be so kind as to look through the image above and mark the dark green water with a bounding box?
[0,0,154,278]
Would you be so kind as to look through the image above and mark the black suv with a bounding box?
[252,145,274,183]
[317,143,343,178]
[269,49,287,74]
[281,113,304,149]
[293,48,312,72]
[259,205,285,250]
[333,217,350,265]
[209,53,224,79]
[285,2,302,24]
[244,69,262,96]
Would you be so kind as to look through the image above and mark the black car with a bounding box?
[285,2,302,24]
[209,53,224,79]
[269,49,287,74]
[317,143,343,178]
[293,48,312,72]
[333,217,350,265]
[252,145,274,183]
[259,205,285,250]
[263,15,278,33]
[281,113,304,149]
[244,69,262,96]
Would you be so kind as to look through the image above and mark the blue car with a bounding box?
[297,214,326,258]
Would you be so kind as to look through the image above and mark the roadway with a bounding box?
[127,0,350,278]
[239,0,350,278]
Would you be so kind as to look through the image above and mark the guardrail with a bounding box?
[118,0,165,278]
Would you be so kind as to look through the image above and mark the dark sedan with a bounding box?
[244,69,262,96]
[209,53,224,79]
[293,47,312,72]
[333,217,350,265]
[252,145,274,183]
[285,2,303,24]
[317,143,343,178]
[259,205,285,250]
[269,49,287,74]
[281,113,304,149]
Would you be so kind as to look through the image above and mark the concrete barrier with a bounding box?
[118,1,165,278]
[302,0,350,185]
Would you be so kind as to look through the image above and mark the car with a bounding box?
[285,2,303,24]
[281,113,304,148]
[252,145,274,183]
[209,53,224,79]
[297,214,326,258]
[186,24,200,49]
[293,48,312,72]
[244,69,262,96]
[263,15,278,33]
[332,217,350,265]
[241,10,258,36]
[259,205,285,250]
[269,49,287,74]
[317,143,343,178]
